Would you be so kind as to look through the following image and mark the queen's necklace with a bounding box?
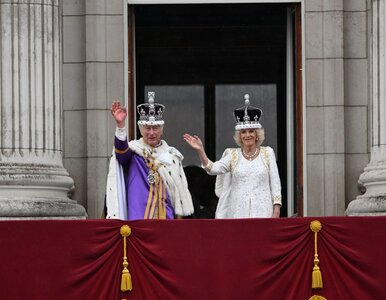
[242,148,259,160]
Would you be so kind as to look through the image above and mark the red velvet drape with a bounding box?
[0,217,385,299]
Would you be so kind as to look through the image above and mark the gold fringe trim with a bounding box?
[310,220,323,289]
[203,160,214,172]
[230,149,238,171]
[260,147,270,169]
[120,225,133,292]
[115,147,129,154]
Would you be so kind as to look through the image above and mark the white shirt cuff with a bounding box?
[115,127,127,141]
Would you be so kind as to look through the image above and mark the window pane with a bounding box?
[145,85,205,166]
[215,84,277,159]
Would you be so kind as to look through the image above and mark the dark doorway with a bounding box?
[133,3,289,217]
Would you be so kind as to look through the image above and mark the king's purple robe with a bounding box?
[114,137,175,220]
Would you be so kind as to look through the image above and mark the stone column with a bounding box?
[346,0,386,215]
[0,0,86,219]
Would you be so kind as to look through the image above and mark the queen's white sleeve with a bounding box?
[201,149,232,175]
[268,147,282,206]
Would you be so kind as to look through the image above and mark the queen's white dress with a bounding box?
[204,146,282,218]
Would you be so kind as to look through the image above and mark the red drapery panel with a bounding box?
[0,217,385,299]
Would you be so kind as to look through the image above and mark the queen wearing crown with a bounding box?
[184,94,281,219]
[106,92,194,220]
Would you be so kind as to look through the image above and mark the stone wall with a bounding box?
[62,0,124,218]
[304,0,369,216]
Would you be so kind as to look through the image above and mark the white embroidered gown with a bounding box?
[206,147,282,218]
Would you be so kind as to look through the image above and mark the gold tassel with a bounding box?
[120,225,133,292]
[308,295,327,300]
[312,264,322,289]
[121,268,132,292]
[310,220,323,289]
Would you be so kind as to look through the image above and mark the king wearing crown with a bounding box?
[106,92,194,220]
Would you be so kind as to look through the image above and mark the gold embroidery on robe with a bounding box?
[143,155,167,219]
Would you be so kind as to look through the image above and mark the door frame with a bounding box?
[124,0,306,217]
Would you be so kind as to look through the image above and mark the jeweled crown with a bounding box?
[137,92,165,126]
[233,94,262,130]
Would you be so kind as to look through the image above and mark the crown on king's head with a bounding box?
[233,94,262,130]
[137,92,165,126]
